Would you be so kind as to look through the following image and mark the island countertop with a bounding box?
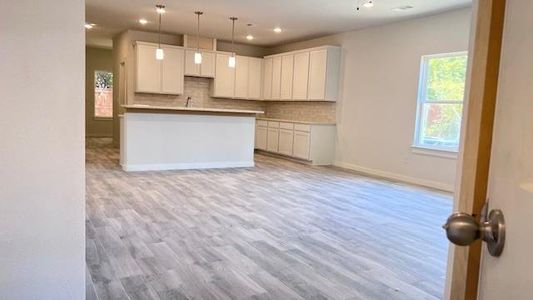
[122,104,264,116]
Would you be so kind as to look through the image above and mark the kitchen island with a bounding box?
[120,105,263,171]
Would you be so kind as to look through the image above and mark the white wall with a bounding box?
[268,8,472,191]
[0,1,85,299]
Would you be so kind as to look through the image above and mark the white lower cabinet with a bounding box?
[278,129,294,156]
[267,128,279,152]
[255,126,267,150]
[255,118,335,165]
[293,131,311,160]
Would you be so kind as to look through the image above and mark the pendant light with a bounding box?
[194,11,203,64]
[155,4,165,60]
[228,17,238,68]
[246,23,254,40]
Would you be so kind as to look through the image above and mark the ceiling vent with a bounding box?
[392,5,414,12]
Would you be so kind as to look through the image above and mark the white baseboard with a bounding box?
[122,161,254,172]
[333,161,454,192]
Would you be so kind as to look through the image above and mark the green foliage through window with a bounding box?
[95,71,113,90]
[426,55,467,101]
[416,52,468,150]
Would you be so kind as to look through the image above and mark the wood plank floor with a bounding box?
[86,138,452,300]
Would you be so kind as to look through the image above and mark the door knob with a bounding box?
[442,203,505,257]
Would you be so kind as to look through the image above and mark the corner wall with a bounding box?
[266,8,472,191]
[0,0,85,298]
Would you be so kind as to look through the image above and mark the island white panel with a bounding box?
[121,112,255,171]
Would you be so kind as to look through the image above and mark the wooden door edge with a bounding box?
[445,0,506,299]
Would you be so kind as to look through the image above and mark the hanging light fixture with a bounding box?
[228,17,238,68]
[246,23,254,40]
[155,4,165,60]
[194,11,203,64]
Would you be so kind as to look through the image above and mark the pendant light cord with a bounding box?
[197,13,200,51]
[230,17,237,55]
[158,9,162,48]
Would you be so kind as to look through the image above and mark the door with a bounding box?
[200,51,216,78]
[308,49,327,100]
[248,57,262,100]
[136,43,160,93]
[161,47,184,94]
[278,129,294,156]
[293,51,310,100]
[184,49,200,76]
[266,128,279,152]
[293,131,310,160]
[255,126,267,150]
[477,1,533,298]
[280,54,294,100]
[263,57,273,100]
[235,56,249,98]
[214,53,235,98]
[271,56,282,100]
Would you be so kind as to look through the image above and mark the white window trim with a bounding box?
[413,51,467,155]
[411,145,458,159]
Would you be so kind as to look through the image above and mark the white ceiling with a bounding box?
[85,0,471,48]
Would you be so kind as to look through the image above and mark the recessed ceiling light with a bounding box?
[363,1,374,8]
[84,23,94,29]
[392,5,414,12]
[273,27,282,33]
[246,34,254,40]
[139,18,148,25]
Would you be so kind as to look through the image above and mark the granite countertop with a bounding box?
[122,105,264,115]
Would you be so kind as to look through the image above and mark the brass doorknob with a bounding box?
[443,204,505,257]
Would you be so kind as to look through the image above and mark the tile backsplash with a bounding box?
[264,102,336,123]
[133,77,336,123]
[133,77,267,113]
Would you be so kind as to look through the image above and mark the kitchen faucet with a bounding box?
[185,97,192,108]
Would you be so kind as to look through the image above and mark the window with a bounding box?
[414,52,468,152]
[94,71,113,118]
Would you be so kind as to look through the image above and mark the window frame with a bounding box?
[94,70,113,120]
[413,51,468,154]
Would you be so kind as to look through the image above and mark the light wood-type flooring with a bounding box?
[86,138,452,300]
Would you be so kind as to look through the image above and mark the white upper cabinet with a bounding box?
[271,56,282,100]
[280,55,294,100]
[161,46,185,94]
[135,43,161,93]
[184,49,215,78]
[292,52,310,100]
[263,46,340,102]
[248,57,263,100]
[262,58,273,100]
[212,54,263,100]
[307,47,340,101]
[135,42,184,95]
[212,53,235,98]
[184,49,200,76]
[234,55,249,98]
[200,51,216,77]
[308,50,328,100]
